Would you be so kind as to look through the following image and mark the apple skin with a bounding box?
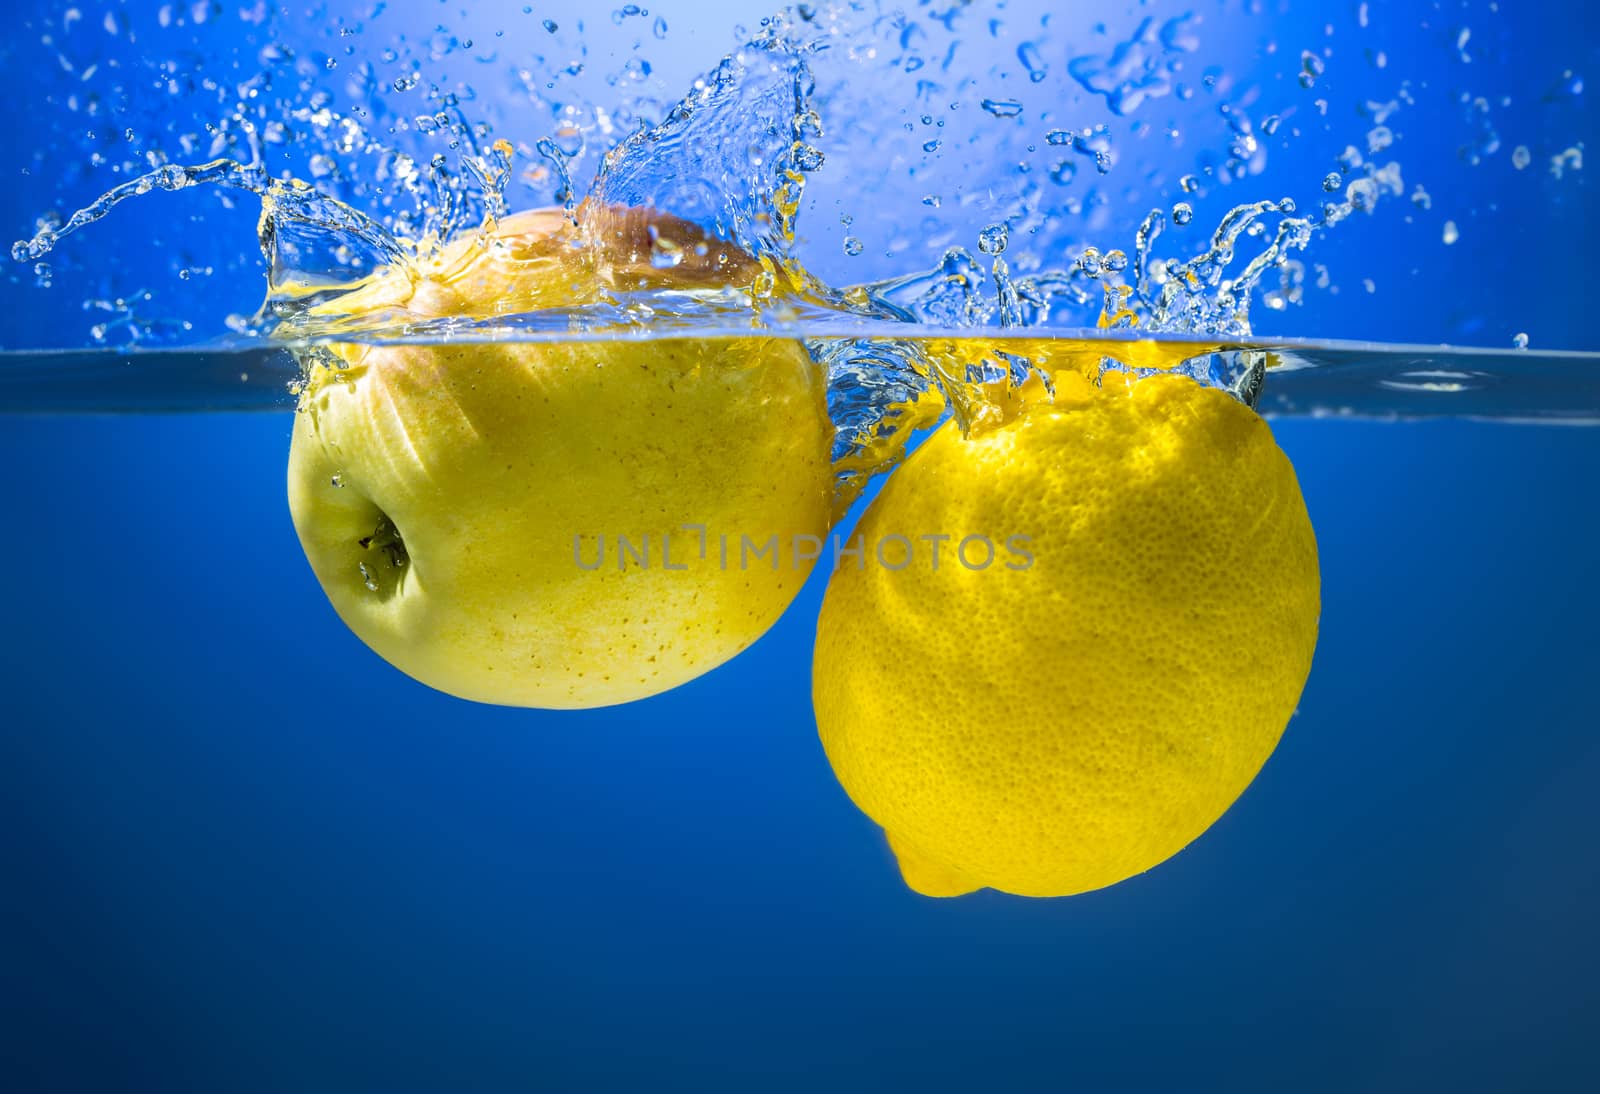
[286,208,834,708]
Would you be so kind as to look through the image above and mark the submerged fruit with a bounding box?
[812,372,1319,897]
[288,206,834,708]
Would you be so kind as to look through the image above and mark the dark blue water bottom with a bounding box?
[0,411,1595,1093]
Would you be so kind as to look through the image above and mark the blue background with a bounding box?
[3,1,1599,1091]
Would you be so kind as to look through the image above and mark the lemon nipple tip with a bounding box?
[886,831,982,898]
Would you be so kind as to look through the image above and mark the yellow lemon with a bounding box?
[288,206,834,708]
[812,371,1319,897]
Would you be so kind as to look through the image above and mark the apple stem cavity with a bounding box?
[356,514,409,596]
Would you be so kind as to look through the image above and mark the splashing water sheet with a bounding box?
[2,0,1598,1089]
[3,0,1595,426]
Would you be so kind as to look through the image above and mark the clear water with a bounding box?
[4,336,1599,432]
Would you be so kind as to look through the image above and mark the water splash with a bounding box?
[586,14,825,294]
[4,0,1482,447]
[10,155,423,325]
[1066,14,1200,117]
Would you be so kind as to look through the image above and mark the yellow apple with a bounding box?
[286,205,835,708]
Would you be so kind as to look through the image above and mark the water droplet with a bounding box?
[1044,128,1071,146]
[1299,50,1325,88]
[1102,250,1128,273]
[981,98,1024,119]
[1172,202,1194,226]
[1322,172,1342,192]
[1017,41,1047,83]
[1550,147,1583,179]
[922,139,942,153]
[843,237,864,257]
[978,223,1008,255]
[542,18,557,32]
[653,16,668,39]
[1346,178,1379,213]
[794,144,825,172]
[330,473,345,488]
[1442,220,1460,245]
[1512,145,1531,170]
[1179,174,1200,193]
[921,194,941,207]
[1512,332,1530,349]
